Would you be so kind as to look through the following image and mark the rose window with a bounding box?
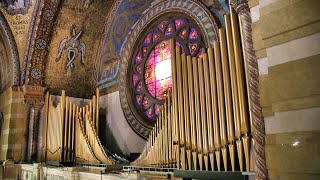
[129,13,205,123]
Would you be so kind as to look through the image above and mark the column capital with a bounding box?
[22,85,46,108]
[230,0,249,14]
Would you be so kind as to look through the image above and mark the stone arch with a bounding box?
[0,11,20,92]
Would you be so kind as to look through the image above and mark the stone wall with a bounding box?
[0,87,24,161]
[250,0,320,179]
[99,91,146,156]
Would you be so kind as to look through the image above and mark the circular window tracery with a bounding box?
[129,13,205,124]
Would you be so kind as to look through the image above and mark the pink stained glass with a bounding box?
[136,63,143,74]
[135,51,142,64]
[143,96,150,107]
[158,21,168,32]
[154,78,172,100]
[145,50,155,68]
[142,46,149,57]
[189,27,198,39]
[145,40,172,100]
[153,32,160,42]
[145,68,155,84]
[136,94,143,105]
[197,47,203,58]
[136,81,143,92]
[145,77,156,86]
[174,18,185,30]
[146,83,156,98]
[154,40,171,63]
[144,32,152,44]
[188,42,198,55]
[165,23,174,36]
[132,74,139,87]
[155,104,161,116]
[145,106,154,118]
[175,41,185,54]
[179,27,188,39]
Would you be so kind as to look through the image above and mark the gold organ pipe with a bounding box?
[231,7,249,171]
[160,108,163,167]
[76,106,79,162]
[238,13,254,171]
[214,39,228,171]
[192,56,203,170]
[176,48,186,170]
[238,15,253,134]
[170,39,180,169]
[208,47,221,171]
[71,104,76,161]
[60,91,65,162]
[92,95,96,130]
[230,7,249,135]
[202,52,215,171]
[42,92,50,161]
[162,99,165,167]
[165,98,169,167]
[188,56,197,170]
[208,48,220,148]
[219,29,235,144]
[198,56,209,171]
[225,14,241,139]
[157,112,160,167]
[182,53,191,170]
[159,107,162,167]
[68,102,72,161]
[64,97,69,161]
[220,28,236,171]
[96,88,99,135]
[168,93,172,167]
[214,40,227,148]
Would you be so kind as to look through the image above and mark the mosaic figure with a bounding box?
[0,0,32,14]
[83,0,93,8]
[56,24,86,75]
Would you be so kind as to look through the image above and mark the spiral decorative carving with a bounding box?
[231,1,269,180]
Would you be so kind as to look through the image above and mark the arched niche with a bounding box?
[0,12,20,92]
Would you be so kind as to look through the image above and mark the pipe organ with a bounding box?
[41,89,114,165]
[132,9,253,172]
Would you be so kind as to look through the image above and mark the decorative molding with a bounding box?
[231,0,269,180]
[21,0,41,85]
[22,0,62,86]
[118,0,219,139]
[22,85,46,107]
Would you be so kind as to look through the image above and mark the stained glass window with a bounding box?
[129,13,205,123]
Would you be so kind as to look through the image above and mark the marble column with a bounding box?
[231,0,269,180]
[21,85,46,163]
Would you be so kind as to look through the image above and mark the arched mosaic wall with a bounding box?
[0,11,20,92]
[118,0,221,139]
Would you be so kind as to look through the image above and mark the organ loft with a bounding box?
[0,0,319,179]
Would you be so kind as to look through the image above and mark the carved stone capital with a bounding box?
[230,0,249,14]
[22,85,46,109]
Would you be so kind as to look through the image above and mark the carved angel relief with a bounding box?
[56,24,86,75]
